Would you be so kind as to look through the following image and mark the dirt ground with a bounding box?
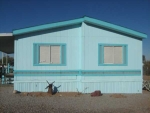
[0,84,150,113]
[20,92,129,99]
[19,91,82,97]
[19,90,149,98]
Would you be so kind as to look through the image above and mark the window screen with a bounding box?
[104,46,114,64]
[114,46,123,64]
[104,46,123,64]
[40,46,50,63]
[39,45,60,64]
[50,46,60,64]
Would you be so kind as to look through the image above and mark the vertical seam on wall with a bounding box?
[15,39,17,70]
[37,45,39,64]
[50,46,51,63]
[33,43,35,65]
[126,45,128,65]
[60,45,62,64]
[102,45,104,64]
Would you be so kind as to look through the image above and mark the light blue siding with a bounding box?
[82,22,142,70]
[14,22,143,93]
[14,70,142,93]
[15,24,81,70]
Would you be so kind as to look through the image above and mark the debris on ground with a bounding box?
[45,80,55,94]
[18,92,82,97]
[91,90,102,97]
[13,90,18,94]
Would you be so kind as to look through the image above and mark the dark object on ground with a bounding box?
[53,85,61,94]
[13,90,21,94]
[91,90,102,97]
[45,80,55,94]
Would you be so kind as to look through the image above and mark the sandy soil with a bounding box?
[0,84,150,113]
[19,91,82,97]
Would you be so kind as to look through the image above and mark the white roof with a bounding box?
[0,33,13,36]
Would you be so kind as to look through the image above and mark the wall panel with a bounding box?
[15,24,81,70]
[82,22,142,70]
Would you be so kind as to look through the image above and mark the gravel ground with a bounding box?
[0,84,150,113]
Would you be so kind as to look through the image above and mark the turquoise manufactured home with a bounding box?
[12,16,147,93]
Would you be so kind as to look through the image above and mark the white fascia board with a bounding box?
[0,33,13,36]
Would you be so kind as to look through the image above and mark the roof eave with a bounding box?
[84,17,147,39]
[13,16,147,39]
[13,18,84,36]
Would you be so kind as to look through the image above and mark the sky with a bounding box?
[0,0,150,60]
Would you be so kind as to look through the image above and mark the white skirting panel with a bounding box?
[14,80,142,93]
[14,81,79,92]
[81,81,142,93]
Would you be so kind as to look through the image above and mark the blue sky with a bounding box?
[0,0,150,60]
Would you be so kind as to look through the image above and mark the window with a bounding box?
[33,43,66,66]
[98,44,127,66]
